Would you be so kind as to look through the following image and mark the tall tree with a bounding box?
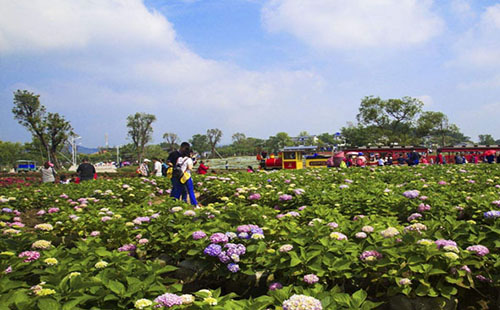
[206,128,222,158]
[356,96,423,144]
[162,132,179,151]
[478,134,496,145]
[266,132,292,153]
[0,141,25,169]
[416,112,469,146]
[12,90,73,168]
[126,113,156,163]
[231,132,246,144]
[190,134,209,154]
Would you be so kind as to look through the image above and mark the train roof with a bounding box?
[282,146,318,152]
[344,146,428,151]
[438,145,500,152]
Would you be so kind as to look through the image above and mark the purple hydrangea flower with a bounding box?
[435,239,457,249]
[279,194,293,201]
[407,213,423,222]
[293,189,305,195]
[204,244,222,257]
[210,233,228,244]
[218,251,231,263]
[269,282,283,290]
[418,203,431,212]
[360,250,383,261]
[18,251,40,262]
[237,225,251,233]
[227,263,240,273]
[248,193,261,201]
[118,244,136,255]
[303,274,319,284]
[403,190,420,199]
[154,293,183,307]
[484,211,500,219]
[476,275,492,283]
[192,230,207,240]
[225,243,246,256]
[466,245,489,256]
[328,222,339,228]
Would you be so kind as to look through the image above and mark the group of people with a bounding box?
[437,151,500,165]
[135,142,209,206]
[40,158,96,184]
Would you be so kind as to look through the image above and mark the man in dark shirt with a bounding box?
[76,158,96,181]
[167,142,190,198]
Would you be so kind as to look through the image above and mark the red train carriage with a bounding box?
[436,145,500,164]
[343,146,429,166]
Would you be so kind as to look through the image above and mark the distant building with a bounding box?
[291,135,319,144]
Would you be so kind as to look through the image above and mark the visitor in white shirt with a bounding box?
[153,158,163,177]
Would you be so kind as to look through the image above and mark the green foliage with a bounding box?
[343,96,468,147]
[207,129,223,158]
[126,113,156,163]
[12,90,73,168]
[190,134,210,154]
[478,134,496,145]
[1,165,500,309]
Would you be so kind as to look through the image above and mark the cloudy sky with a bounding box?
[1,0,499,147]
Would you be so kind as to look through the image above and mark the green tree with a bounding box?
[162,132,179,152]
[12,90,73,168]
[190,134,209,154]
[266,132,292,153]
[126,112,156,163]
[340,124,381,147]
[232,132,246,144]
[145,144,168,160]
[0,141,26,169]
[206,128,223,158]
[356,96,423,144]
[478,134,496,145]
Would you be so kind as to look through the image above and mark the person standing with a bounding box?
[41,161,56,183]
[167,142,190,198]
[407,150,419,166]
[177,149,198,206]
[76,158,96,182]
[137,159,150,177]
[153,158,162,177]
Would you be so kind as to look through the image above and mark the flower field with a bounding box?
[1,165,500,309]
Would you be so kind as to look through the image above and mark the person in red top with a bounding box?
[197,161,209,175]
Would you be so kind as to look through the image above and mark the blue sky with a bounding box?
[1,0,500,147]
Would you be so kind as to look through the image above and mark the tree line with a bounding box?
[2,90,499,169]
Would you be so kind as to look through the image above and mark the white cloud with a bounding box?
[261,0,444,50]
[453,4,500,67]
[458,75,500,90]
[0,0,337,145]
[416,95,434,107]
[450,0,475,20]
[0,0,177,54]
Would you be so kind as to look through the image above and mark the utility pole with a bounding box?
[116,145,120,165]
[68,135,81,167]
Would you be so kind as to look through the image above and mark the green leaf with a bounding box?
[332,293,351,307]
[352,289,367,308]
[415,284,430,297]
[107,280,126,295]
[289,252,301,267]
[38,298,61,310]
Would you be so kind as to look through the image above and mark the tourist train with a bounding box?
[258,145,500,170]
